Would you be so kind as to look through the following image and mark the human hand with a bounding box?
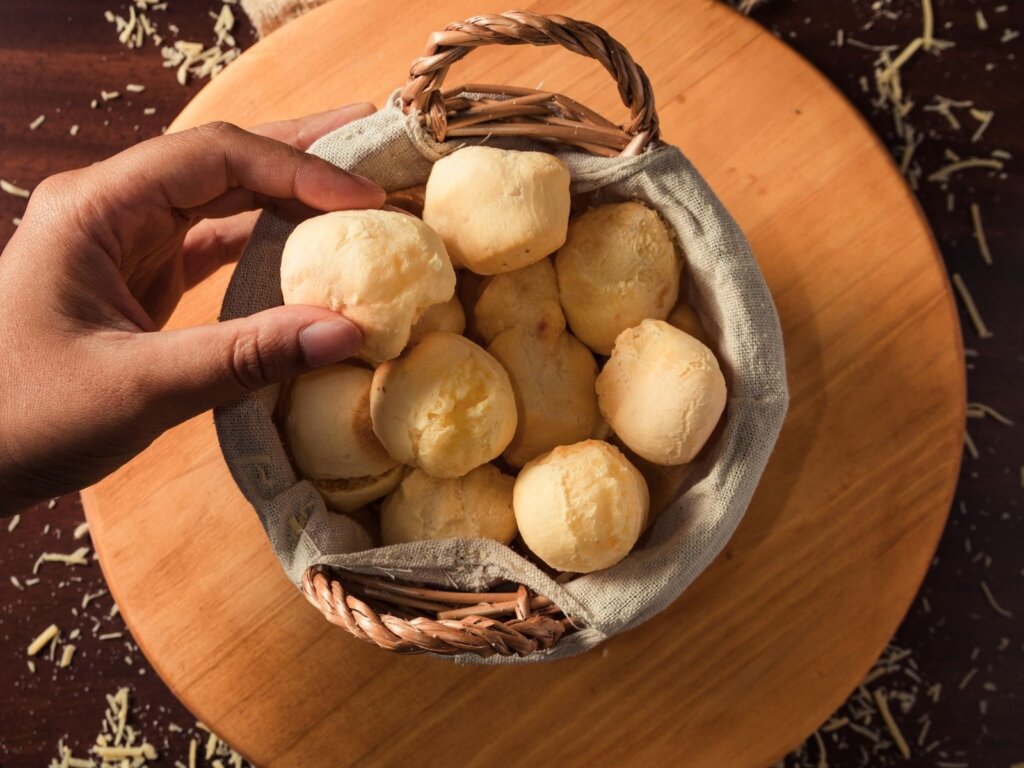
[0,103,385,512]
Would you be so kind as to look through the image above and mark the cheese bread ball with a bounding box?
[667,302,709,345]
[312,467,404,514]
[473,258,565,344]
[285,365,402,512]
[555,202,680,354]
[381,465,517,545]
[596,319,726,466]
[408,295,466,347]
[370,332,517,478]
[280,209,456,364]
[488,327,599,468]
[422,146,571,275]
[513,440,649,573]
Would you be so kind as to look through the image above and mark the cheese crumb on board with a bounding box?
[143,107,157,115]
[10,575,24,590]
[7,513,20,532]
[28,623,60,656]
[98,632,123,641]
[1,179,31,198]
[100,90,120,102]
[29,114,46,130]
[976,10,988,30]
[951,273,993,339]
[74,521,90,540]
[69,124,80,136]
[125,83,146,93]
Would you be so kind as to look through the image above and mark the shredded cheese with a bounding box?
[29,114,46,130]
[980,581,1013,617]
[966,402,1013,424]
[69,124,80,137]
[969,108,994,142]
[100,90,120,102]
[872,688,911,758]
[60,644,77,668]
[28,623,60,656]
[189,739,197,768]
[923,95,972,130]
[1,179,31,198]
[928,157,1004,183]
[976,10,989,30]
[143,107,157,115]
[921,0,934,50]
[99,632,123,641]
[951,273,994,338]
[969,203,993,265]
[7,513,20,532]
[126,83,146,93]
[34,546,91,574]
[74,521,90,540]
[964,431,980,460]
[10,575,24,590]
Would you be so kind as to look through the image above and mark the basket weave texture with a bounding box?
[214,11,789,662]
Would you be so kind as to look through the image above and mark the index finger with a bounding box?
[83,120,385,217]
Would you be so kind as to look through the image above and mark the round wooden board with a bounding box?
[82,1,965,765]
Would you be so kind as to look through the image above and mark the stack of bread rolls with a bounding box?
[278,145,727,575]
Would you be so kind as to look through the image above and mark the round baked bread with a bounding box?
[513,440,649,573]
[284,365,402,512]
[556,202,680,354]
[370,332,517,478]
[488,327,599,468]
[280,209,456,364]
[473,258,565,344]
[596,319,726,465]
[408,295,466,347]
[422,146,571,275]
[381,464,517,545]
[667,301,709,345]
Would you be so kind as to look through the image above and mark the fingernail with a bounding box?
[347,171,385,194]
[336,101,376,119]
[299,318,362,367]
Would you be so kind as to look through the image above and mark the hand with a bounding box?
[0,103,386,513]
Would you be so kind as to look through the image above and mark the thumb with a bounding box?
[126,304,362,426]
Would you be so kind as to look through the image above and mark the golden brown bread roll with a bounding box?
[487,326,599,468]
[284,365,402,512]
[513,440,649,573]
[370,332,517,479]
[473,258,566,344]
[666,302,709,345]
[280,209,456,364]
[407,295,466,347]
[423,146,571,275]
[596,319,726,466]
[381,465,517,545]
[555,202,680,354]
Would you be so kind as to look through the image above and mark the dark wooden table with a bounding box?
[0,2,1020,766]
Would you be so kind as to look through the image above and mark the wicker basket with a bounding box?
[300,10,660,659]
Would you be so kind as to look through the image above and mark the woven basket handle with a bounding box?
[401,11,659,154]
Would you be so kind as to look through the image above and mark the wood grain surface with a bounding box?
[76,0,966,766]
